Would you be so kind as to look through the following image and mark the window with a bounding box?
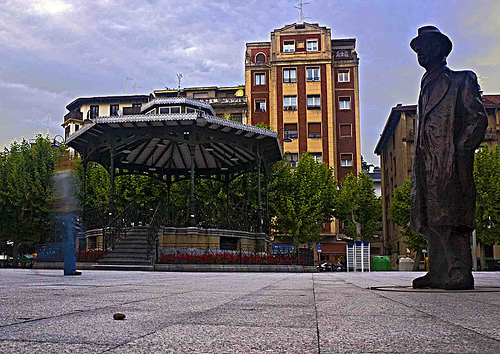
[89,105,99,119]
[232,115,242,123]
[306,67,320,81]
[307,95,321,109]
[283,68,296,83]
[75,124,80,132]
[283,96,297,111]
[65,126,70,140]
[193,92,209,98]
[339,124,352,138]
[284,123,298,139]
[311,153,322,163]
[186,107,198,113]
[255,53,266,63]
[307,39,318,51]
[341,153,353,167]
[339,97,351,110]
[255,73,265,86]
[132,103,142,108]
[110,104,119,116]
[308,123,321,138]
[335,50,350,58]
[286,153,299,169]
[283,40,295,53]
[159,106,181,114]
[255,99,266,112]
[338,69,350,82]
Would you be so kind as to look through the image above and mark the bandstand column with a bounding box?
[188,145,196,227]
[109,144,115,220]
[82,158,88,220]
[257,156,263,234]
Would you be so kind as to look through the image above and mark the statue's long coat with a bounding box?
[410,66,487,234]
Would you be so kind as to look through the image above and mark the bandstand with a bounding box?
[65,97,282,266]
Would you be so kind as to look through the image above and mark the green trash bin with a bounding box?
[371,256,391,271]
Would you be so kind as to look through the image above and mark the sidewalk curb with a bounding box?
[33,262,317,272]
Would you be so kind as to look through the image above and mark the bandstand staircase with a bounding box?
[90,201,164,271]
[96,227,154,270]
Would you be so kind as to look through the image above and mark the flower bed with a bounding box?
[159,253,298,265]
[76,250,104,262]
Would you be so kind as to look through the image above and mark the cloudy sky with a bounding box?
[1,0,499,165]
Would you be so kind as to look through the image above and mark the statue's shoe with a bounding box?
[445,269,474,290]
[412,272,443,289]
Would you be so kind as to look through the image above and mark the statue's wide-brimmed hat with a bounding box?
[410,25,452,56]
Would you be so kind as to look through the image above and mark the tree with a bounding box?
[0,136,59,261]
[389,178,426,269]
[335,172,381,241]
[474,146,500,269]
[269,153,337,246]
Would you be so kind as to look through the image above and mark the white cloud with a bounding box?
[32,0,72,15]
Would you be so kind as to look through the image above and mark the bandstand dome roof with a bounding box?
[65,98,282,180]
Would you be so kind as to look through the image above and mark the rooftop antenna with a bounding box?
[176,73,183,97]
[132,84,143,93]
[294,0,310,23]
[124,77,133,94]
[45,112,50,136]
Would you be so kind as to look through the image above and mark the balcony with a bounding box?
[198,97,247,109]
[63,111,83,123]
[123,107,141,115]
[483,129,497,141]
[403,130,415,142]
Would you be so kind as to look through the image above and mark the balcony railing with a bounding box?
[484,129,496,141]
[63,111,83,123]
[123,106,141,115]
[198,97,247,106]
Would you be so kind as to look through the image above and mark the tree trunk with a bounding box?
[412,249,422,271]
[479,243,487,270]
[12,238,19,268]
[351,210,361,241]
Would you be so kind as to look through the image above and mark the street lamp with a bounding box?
[51,135,65,148]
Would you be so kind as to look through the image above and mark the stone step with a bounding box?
[108,247,149,253]
[102,252,150,259]
[99,258,152,265]
[93,264,154,271]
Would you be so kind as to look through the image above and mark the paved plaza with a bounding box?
[0,270,499,353]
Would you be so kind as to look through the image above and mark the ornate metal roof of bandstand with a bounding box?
[65,98,282,181]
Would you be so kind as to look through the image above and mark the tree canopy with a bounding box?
[269,153,337,245]
[334,172,381,241]
[388,178,426,252]
[0,136,60,260]
[474,146,500,246]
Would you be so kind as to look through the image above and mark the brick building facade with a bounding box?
[245,22,361,183]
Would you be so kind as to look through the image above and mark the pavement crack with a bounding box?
[312,274,321,354]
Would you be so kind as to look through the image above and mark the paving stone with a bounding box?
[1,269,500,353]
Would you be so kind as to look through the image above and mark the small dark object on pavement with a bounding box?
[113,313,126,320]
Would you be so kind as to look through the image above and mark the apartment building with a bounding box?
[244,22,361,182]
[374,95,500,262]
[153,86,248,123]
[62,95,149,140]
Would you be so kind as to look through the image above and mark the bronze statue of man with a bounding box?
[410,26,487,290]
